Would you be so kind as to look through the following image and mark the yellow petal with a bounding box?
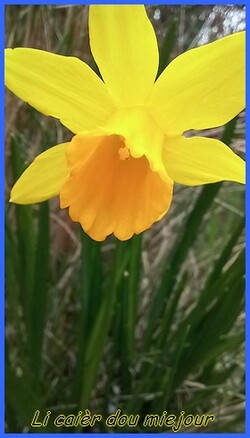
[5,48,115,133]
[89,5,159,107]
[10,143,69,204]
[148,31,245,135]
[164,135,245,186]
[60,133,173,241]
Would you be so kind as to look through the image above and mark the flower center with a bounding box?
[60,131,173,241]
[104,106,169,181]
[118,145,130,160]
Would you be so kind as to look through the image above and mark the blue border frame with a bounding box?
[1,1,5,436]
[3,0,247,4]
[2,1,247,437]
[245,1,248,437]
[1,1,4,438]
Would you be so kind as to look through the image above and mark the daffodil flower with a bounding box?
[5,6,245,241]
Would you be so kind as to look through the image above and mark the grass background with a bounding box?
[5,5,245,433]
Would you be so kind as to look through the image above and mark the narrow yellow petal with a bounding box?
[10,143,69,204]
[5,48,115,133]
[164,135,245,186]
[89,5,159,107]
[148,31,245,135]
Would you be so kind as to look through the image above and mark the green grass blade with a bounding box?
[9,135,36,362]
[76,240,130,421]
[119,235,142,387]
[73,232,103,401]
[30,201,50,379]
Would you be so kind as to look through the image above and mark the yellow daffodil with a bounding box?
[5,6,245,241]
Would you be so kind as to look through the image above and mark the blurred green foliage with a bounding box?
[5,5,245,433]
